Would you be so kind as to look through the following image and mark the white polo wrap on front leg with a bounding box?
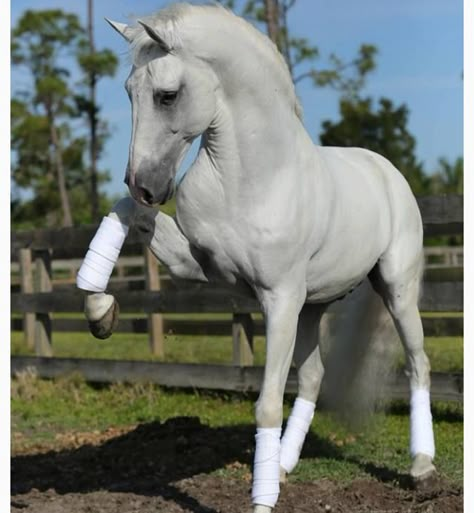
[280,397,315,473]
[410,388,435,458]
[76,215,129,292]
[252,427,281,508]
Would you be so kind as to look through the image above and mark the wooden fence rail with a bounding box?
[11,195,463,400]
[10,281,464,315]
[11,356,463,403]
[10,246,464,283]
[10,195,464,261]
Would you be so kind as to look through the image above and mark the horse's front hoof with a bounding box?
[410,453,437,487]
[88,299,120,339]
[279,466,287,485]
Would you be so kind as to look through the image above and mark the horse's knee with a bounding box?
[255,393,283,427]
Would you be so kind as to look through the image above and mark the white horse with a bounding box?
[82,4,436,511]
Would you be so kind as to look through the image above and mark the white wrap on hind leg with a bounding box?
[280,397,315,474]
[410,388,435,458]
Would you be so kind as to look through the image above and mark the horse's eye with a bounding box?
[160,91,178,106]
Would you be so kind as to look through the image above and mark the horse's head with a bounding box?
[107,17,218,206]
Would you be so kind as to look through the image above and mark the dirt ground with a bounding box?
[12,417,463,513]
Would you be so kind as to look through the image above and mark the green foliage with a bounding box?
[11,9,84,109]
[320,97,429,194]
[309,45,378,99]
[12,9,83,50]
[77,46,118,78]
[225,0,377,99]
[429,157,463,195]
[11,8,118,228]
[11,99,50,186]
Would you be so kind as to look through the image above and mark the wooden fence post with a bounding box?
[19,248,35,349]
[34,249,53,357]
[232,313,254,366]
[144,247,164,357]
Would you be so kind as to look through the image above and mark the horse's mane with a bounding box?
[128,3,303,120]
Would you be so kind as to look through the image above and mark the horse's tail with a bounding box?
[319,279,399,428]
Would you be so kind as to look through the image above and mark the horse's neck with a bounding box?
[198,88,314,195]
[184,9,315,189]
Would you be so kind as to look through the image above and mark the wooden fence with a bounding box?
[11,195,463,401]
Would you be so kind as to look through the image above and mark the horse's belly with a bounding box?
[305,273,368,303]
[305,245,381,303]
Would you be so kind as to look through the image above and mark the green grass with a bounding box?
[11,328,463,372]
[10,313,463,485]
[11,372,463,485]
[11,329,266,366]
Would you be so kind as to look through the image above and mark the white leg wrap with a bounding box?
[280,397,315,473]
[76,215,129,292]
[252,427,281,508]
[410,388,435,458]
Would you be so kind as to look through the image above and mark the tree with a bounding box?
[429,157,463,195]
[222,0,377,98]
[11,8,117,228]
[11,9,85,227]
[11,97,94,228]
[75,0,118,222]
[319,97,429,194]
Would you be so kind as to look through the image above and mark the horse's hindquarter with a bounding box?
[305,146,413,302]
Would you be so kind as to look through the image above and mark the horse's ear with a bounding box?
[137,20,171,53]
[105,18,133,42]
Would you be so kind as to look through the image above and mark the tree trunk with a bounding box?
[264,0,294,78]
[88,0,100,222]
[264,0,280,46]
[48,107,73,227]
[279,1,294,78]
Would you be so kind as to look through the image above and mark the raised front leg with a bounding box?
[81,197,208,339]
[252,285,306,513]
[134,205,209,283]
[79,197,134,338]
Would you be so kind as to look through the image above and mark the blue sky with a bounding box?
[11,0,463,198]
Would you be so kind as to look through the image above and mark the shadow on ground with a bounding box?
[12,416,461,513]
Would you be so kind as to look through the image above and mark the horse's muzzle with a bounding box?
[130,177,174,206]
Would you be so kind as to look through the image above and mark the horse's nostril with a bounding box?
[139,187,154,205]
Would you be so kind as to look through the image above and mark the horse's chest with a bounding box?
[182,216,245,284]
[177,182,255,284]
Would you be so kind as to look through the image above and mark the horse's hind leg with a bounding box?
[280,303,327,483]
[370,258,436,482]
